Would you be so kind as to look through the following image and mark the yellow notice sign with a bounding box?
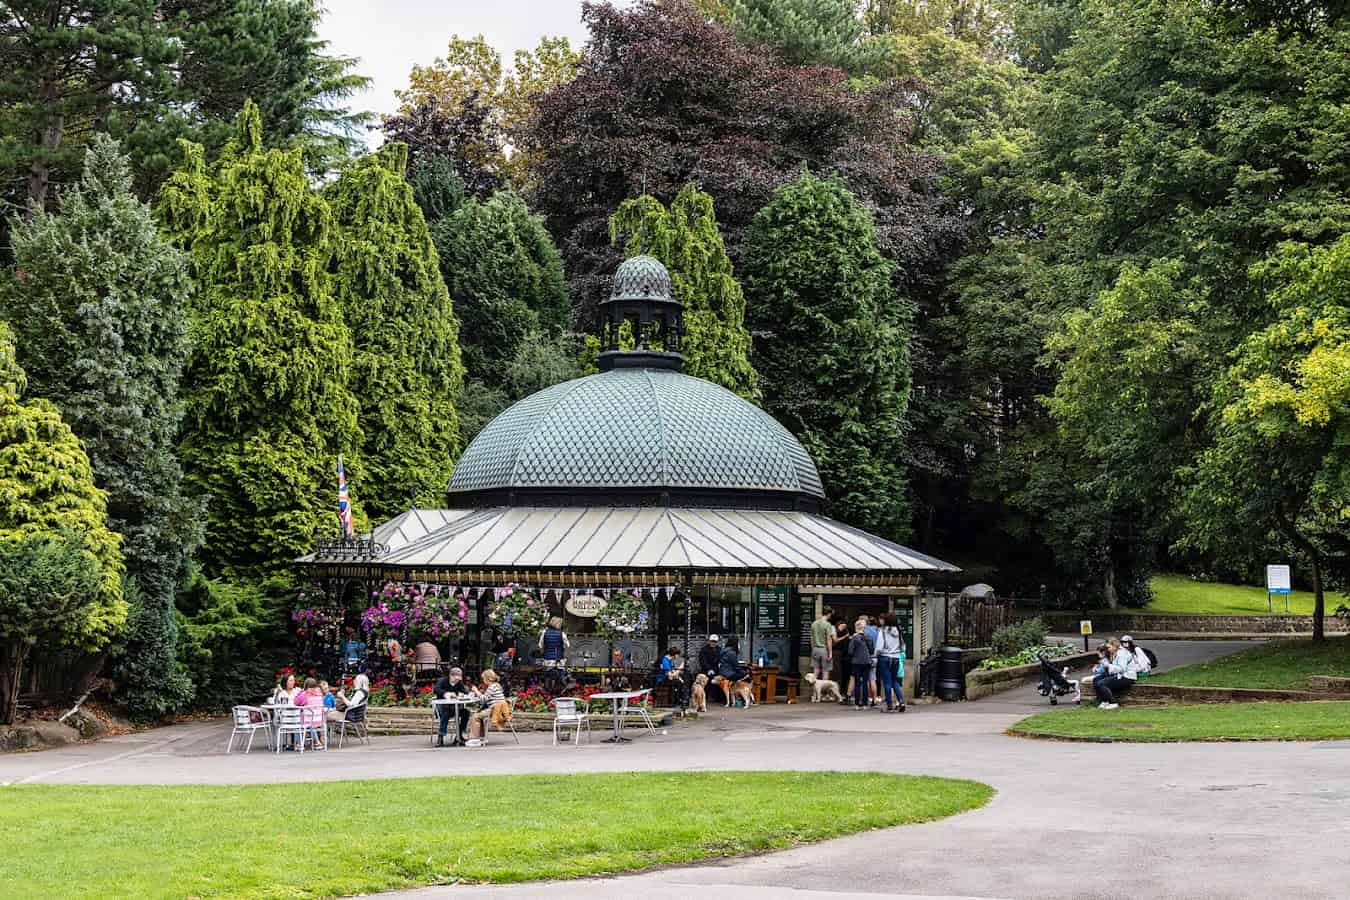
[1079,620,1093,635]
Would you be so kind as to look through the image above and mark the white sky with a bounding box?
[319,0,636,131]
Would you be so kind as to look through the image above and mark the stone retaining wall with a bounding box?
[364,705,678,736]
[965,651,1097,701]
[1032,611,1349,636]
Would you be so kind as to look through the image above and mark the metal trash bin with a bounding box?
[937,646,965,701]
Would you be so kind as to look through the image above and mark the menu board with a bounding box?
[753,585,789,631]
[799,595,815,647]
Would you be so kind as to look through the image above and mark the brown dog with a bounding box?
[717,675,756,707]
[691,673,708,712]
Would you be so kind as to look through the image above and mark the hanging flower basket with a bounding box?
[405,588,470,642]
[594,591,651,643]
[486,584,551,635]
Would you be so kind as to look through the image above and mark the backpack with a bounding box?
[1143,647,1158,668]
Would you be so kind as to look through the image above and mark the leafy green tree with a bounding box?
[0,135,200,716]
[325,143,465,517]
[0,532,105,725]
[175,571,291,711]
[430,186,569,391]
[159,101,359,578]
[1184,238,1350,639]
[0,322,124,724]
[742,170,911,539]
[610,185,759,400]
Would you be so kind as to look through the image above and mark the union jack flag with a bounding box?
[337,456,354,538]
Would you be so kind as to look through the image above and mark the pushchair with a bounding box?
[1036,657,1081,705]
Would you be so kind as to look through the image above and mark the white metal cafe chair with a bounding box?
[274,706,324,753]
[550,697,591,746]
[227,705,271,754]
[630,689,658,734]
[333,702,370,748]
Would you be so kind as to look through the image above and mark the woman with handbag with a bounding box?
[875,612,906,712]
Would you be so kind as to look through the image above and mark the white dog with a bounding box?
[803,672,842,703]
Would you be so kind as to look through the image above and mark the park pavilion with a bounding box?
[300,254,958,681]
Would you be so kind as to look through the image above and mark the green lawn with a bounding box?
[1010,701,1350,742]
[0,771,991,898]
[1150,637,1350,690]
[1146,573,1347,616]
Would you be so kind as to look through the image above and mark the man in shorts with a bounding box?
[811,606,834,678]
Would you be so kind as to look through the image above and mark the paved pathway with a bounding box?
[5,639,1342,899]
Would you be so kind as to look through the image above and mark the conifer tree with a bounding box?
[430,187,569,390]
[1,135,199,716]
[723,0,881,71]
[325,143,465,518]
[0,321,125,724]
[159,101,360,578]
[742,170,911,539]
[610,184,759,401]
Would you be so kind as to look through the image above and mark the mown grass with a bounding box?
[0,771,992,898]
[1146,573,1347,617]
[1010,701,1350,742]
[1149,637,1350,690]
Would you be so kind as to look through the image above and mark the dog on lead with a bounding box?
[690,673,709,712]
[803,672,843,703]
[717,675,755,707]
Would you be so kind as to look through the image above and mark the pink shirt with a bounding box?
[294,689,326,726]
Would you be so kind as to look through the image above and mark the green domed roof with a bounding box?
[609,254,676,305]
[447,368,824,506]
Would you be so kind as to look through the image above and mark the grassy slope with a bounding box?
[1150,637,1350,690]
[0,772,992,898]
[1010,701,1350,742]
[1146,574,1348,617]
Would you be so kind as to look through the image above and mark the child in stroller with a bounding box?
[1037,656,1081,705]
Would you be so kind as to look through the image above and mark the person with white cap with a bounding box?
[698,634,722,679]
[1121,635,1151,675]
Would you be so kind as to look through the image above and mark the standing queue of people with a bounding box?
[807,606,908,712]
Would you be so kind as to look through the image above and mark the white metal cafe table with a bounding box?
[430,695,478,746]
[588,689,649,743]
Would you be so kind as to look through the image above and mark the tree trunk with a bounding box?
[27,67,64,215]
[0,640,32,726]
[1103,562,1119,610]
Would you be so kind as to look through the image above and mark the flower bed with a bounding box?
[978,642,1078,671]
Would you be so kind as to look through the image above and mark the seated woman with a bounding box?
[465,669,507,747]
[432,667,473,747]
[1094,638,1138,709]
[270,673,299,705]
[329,672,369,721]
[658,646,688,710]
[293,677,327,749]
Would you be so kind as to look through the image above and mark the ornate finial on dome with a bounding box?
[599,254,684,372]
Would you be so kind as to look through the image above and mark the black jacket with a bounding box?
[847,632,875,666]
[433,676,471,698]
[698,644,721,675]
[718,646,746,680]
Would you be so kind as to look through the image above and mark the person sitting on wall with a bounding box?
[698,634,724,703]
[538,616,569,668]
[432,667,472,747]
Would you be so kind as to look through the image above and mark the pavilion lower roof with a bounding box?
[297,506,958,587]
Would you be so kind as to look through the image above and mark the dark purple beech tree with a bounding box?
[517,0,961,327]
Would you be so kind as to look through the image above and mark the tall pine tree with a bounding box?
[325,143,465,518]
[0,321,125,723]
[609,184,759,401]
[1,135,199,716]
[159,101,359,578]
[742,170,912,539]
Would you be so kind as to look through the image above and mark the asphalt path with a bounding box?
[4,639,1343,900]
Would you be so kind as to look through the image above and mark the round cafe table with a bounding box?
[431,696,477,747]
[588,689,648,743]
